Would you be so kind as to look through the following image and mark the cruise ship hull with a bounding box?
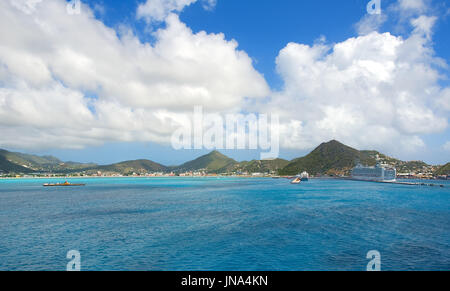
[351,164,397,182]
[351,176,396,182]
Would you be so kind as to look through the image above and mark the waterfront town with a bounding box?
[1,166,448,180]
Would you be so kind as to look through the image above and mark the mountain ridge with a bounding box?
[173,151,237,173]
[0,141,444,176]
[93,159,168,175]
[434,163,450,176]
[279,140,438,176]
[231,158,290,174]
[279,140,374,176]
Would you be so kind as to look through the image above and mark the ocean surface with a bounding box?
[0,177,449,271]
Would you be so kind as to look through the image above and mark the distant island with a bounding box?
[0,141,448,180]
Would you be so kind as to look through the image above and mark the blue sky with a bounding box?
[1,0,449,165]
[85,0,450,87]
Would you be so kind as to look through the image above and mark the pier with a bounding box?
[342,178,445,188]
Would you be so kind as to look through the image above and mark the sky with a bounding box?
[0,0,449,165]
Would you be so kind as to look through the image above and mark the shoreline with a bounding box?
[335,177,446,187]
[0,175,280,180]
[0,175,446,182]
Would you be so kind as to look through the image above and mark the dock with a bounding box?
[343,178,445,188]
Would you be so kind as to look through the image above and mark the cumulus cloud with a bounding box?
[265,28,448,156]
[259,0,449,157]
[0,0,448,160]
[0,0,268,149]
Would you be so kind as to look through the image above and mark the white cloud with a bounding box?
[9,0,43,15]
[137,0,216,23]
[356,14,387,35]
[411,15,437,38]
[436,89,450,112]
[266,28,448,156]
[201,0,216,11]
[264,0,449,157]
[0,0,268,149]
[92,3,105,16]
[356,0,435,36]
[397,0,429,13]
[0,0,448,160]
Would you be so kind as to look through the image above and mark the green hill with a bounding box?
[279,140,378,176]
[174,151,237,173]
[232,159,289,174]
[279,140,434,176]
[0,154,33,174]
[0,149,97,173]
[0,149,61,170]
[434,163,450,176]
[93,160,167,175]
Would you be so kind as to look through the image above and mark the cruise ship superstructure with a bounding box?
[351,163,397,182]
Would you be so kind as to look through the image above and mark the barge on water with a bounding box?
[43,181,86,187]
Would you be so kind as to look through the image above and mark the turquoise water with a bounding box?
[0,177,449,271]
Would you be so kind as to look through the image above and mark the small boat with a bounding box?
[290,177,301,184]
[300,171,309,182]
[43,181,85,187]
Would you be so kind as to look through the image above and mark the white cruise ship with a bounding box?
[351,163,397,182]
